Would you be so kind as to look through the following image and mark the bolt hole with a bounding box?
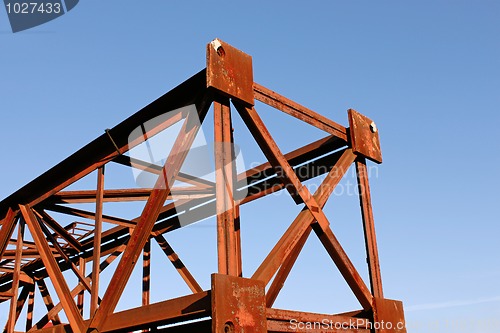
[217,45,226,57]
[224,321,235,333]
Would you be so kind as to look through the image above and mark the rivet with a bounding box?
[224,321,235,333]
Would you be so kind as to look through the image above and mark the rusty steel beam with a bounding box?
[38,219,93,293]
[266,308,371,332]
[252,149,354,283]
[356,157,384,299]
[80,134,345,251]
[253,83,348,142]
[48,187,213,204]
[0,143,349,296]
[239,134,346,184]
[42,204,136,228]
[77,258,85,316]
[34,292,211,333]
[50,188,152,204]
[34,210,83,253]
[237,102,373,310]
[142,239,151,309]
[21,205,85,333]
[0,69,207,215]
[25,283,35,331]
[267,322,369,333]
[102,292,210,332]
[30,246,125,332]
[44,129,341,269]
[88,96,211,332]
[0,40,406,333]
[7,220,24,333]
[40,133,342,256]
[0,209,17,263]
[242,148,348,205]
[1,250,57,261]
[91,166,105,316]
[214,97,241,276]
[211,274,267,332]
[113,155,216,190]
[236,103,335,227]
[5,286,30,333]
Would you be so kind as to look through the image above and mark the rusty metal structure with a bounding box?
[0,40,406,333]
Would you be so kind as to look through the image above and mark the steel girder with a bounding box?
[0,39,406,333]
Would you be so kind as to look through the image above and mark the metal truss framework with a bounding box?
[0,39,406,333]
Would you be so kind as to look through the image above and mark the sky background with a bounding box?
[0,1,499,332]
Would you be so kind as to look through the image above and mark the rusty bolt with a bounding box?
[224,321,235,333]
[211,39,225,57]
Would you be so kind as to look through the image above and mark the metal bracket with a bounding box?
[348,109,383,164]
[373,298,407,333]
[207,38,254,106]
[211,274,267,333]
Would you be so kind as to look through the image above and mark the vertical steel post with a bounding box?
[77,257,85,316]
[25,283,35,331]
[89,106,206,332]
[91,166,105,315]
[356,157,383,298]
[214,97,241,276]
[142,239,151,333]
[0,209,17,262]
[142,239,151,307]
[211,274,267,333]
[21,205,85,333]
[7,220,24,333]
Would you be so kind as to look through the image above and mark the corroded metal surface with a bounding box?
[212,274,267,333]
[0,39,405,333]
[207,38,254,106]
[348,108,383,164]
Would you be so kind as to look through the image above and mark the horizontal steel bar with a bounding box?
[267,307,370,333]
[33,292,211,333]
[254,83,348,141]
[48,187,214,204]
[0,146,347,287]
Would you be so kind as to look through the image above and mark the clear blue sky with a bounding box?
[1,1,499,332]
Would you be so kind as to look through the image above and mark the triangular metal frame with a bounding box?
[0,39,406,333]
